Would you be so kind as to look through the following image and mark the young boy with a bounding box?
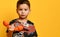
[6,0,37,37]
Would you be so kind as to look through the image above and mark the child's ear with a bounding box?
[29,9,31,12]
[16,9,17,11]
[16,9,18,13]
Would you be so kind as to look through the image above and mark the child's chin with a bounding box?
[20,16,27,19]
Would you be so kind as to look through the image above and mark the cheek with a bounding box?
[18,10,22,14]
[25,10,29,15]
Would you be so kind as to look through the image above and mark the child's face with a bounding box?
[17,4,30,19]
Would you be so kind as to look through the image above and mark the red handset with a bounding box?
[3,21,10,28]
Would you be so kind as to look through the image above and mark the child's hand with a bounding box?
[8,24,15,31]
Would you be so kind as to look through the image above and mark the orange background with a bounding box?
[0,0,60,37]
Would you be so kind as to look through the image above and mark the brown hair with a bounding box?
[17,0,30,8]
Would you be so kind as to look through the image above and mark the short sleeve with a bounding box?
[6,19,17,33]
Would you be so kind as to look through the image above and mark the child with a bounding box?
[6,0,38,37]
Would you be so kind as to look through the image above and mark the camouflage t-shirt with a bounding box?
[6,18,38,37]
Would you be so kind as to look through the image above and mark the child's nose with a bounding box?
[22,10,25,13]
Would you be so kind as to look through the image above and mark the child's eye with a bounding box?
[25,9,27,11]
[19,9,22,11]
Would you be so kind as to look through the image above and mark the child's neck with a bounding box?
[18,17,28,23]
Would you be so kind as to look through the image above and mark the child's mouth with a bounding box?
[21,15,25,16]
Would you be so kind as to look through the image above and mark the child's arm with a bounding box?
[7,30,13,37]
[7,25,15,37]
[33,31,38,37]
